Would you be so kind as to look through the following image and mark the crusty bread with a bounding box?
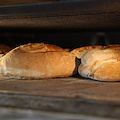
[108,44,120,50]
[78,47,120,81]
[71,45,106,59]
[0,43,78,79]
[0,44,11,58]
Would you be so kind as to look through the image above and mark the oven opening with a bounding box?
[0,0,120,119]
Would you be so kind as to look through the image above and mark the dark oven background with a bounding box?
[0,29,120,50]
[0,0,120,49]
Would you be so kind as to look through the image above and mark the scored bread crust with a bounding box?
[78,47,120,81]
[91,61,120,81]
[0,43,77,79]
[0,44,11,57]
[71,45,106,59]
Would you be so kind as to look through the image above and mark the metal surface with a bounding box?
[0,0,58,6]
[0,0,119,30]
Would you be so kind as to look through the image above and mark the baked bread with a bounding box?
[108,44,120,50]
[0,44,11,58]
[0,43,78,79]
[78,47,120,81]
[71,45,106,59]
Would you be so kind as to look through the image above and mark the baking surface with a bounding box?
[0,76,120,118]
[0,76,120,101]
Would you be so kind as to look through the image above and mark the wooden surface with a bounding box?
[0,76,120,119]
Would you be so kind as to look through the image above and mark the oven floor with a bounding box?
[0,76,120,119]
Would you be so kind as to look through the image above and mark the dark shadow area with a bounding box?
[0,28,120,49]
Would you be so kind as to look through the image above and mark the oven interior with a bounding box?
[1,29,120,50]
[0,0,120,48]
[0,0,120,119]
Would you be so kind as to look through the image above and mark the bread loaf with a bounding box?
[0,44,11,58]
[0,43,78,79]
[71,45,106,59]
[78,47,120,81]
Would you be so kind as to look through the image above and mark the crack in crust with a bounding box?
[88,58,119,77]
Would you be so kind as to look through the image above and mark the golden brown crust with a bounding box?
[0,44,11,58]
[107,44,120,50]
[15,43,65,53]
[71,45,106,59]
[0,43,77,79]
[78,47,120,81]
[0,44,11,54]
[91,61,120,81]
[71,44,120,59]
